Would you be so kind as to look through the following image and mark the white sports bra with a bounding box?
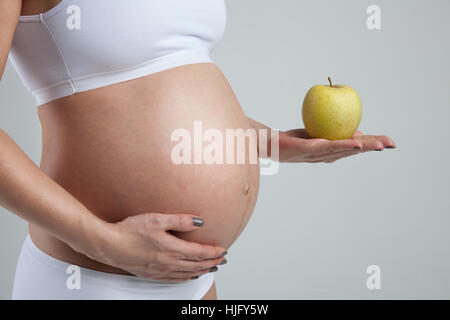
[9,0,227,106]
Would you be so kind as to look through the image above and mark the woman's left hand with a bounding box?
[278,129,396,163]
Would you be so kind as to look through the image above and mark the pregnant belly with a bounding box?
[37,63,260,252]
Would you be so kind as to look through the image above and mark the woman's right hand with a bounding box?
[90,213,228,282]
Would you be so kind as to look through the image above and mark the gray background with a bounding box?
[1,0,449,299]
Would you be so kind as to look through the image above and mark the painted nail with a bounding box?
[191,275,199,279]
[192,217,204,227]
[218,251,228,257]
[209,266,218,273]
[385,146,396,149]
[375,149,383,151]
[219,258,227,265]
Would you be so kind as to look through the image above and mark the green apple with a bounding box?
[302,77,362,140]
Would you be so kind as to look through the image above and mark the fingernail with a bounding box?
[375,149,383,151]
[209,266,218,273]
[385,146,396,149]
[191,275,199,279]
[219,251,228,257]
[219,258,227,265]
[192,217,204,227]
[353,147,362,150]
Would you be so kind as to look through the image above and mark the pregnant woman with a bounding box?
[0,0,396,300]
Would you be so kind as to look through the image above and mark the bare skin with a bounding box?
[2,0,231,297]
[0,0,395,300]
[33,62,260,279]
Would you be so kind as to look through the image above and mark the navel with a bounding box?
[243,184,250,196]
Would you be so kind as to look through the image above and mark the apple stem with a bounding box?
[328,77,333,88]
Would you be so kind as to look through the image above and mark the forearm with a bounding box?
[246,117,271,131]
[246,116,280,158]
[0,129,107,257]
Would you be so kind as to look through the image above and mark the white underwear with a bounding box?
[12,235,214,300]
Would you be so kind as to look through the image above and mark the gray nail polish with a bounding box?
[219,251,228,257]
[192,217,204,227]
[219,258,227,265]
[191,275,199,280]
[209,266,218,273]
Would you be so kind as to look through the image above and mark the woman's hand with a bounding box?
[279,129,396,163]
[89,213,227,282]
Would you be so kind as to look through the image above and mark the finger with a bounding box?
[301,147,357,163]
[353,135,396,150]
[149,213,205,232]
[308,139,363,154]
[157,250,226,272]
[311,149,360,163]
[151,264,219,281]
[352,136,384,151]
[376,135,396,148]
[162,233,227,260]
[150,276,191,282]
[172,256,227,272]
[323,151,362,163]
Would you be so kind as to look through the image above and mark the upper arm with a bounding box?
[0,0,22,80]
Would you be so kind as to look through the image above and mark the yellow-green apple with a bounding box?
[302,78,362,140]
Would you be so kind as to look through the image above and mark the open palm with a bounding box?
[279,129,396,163]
